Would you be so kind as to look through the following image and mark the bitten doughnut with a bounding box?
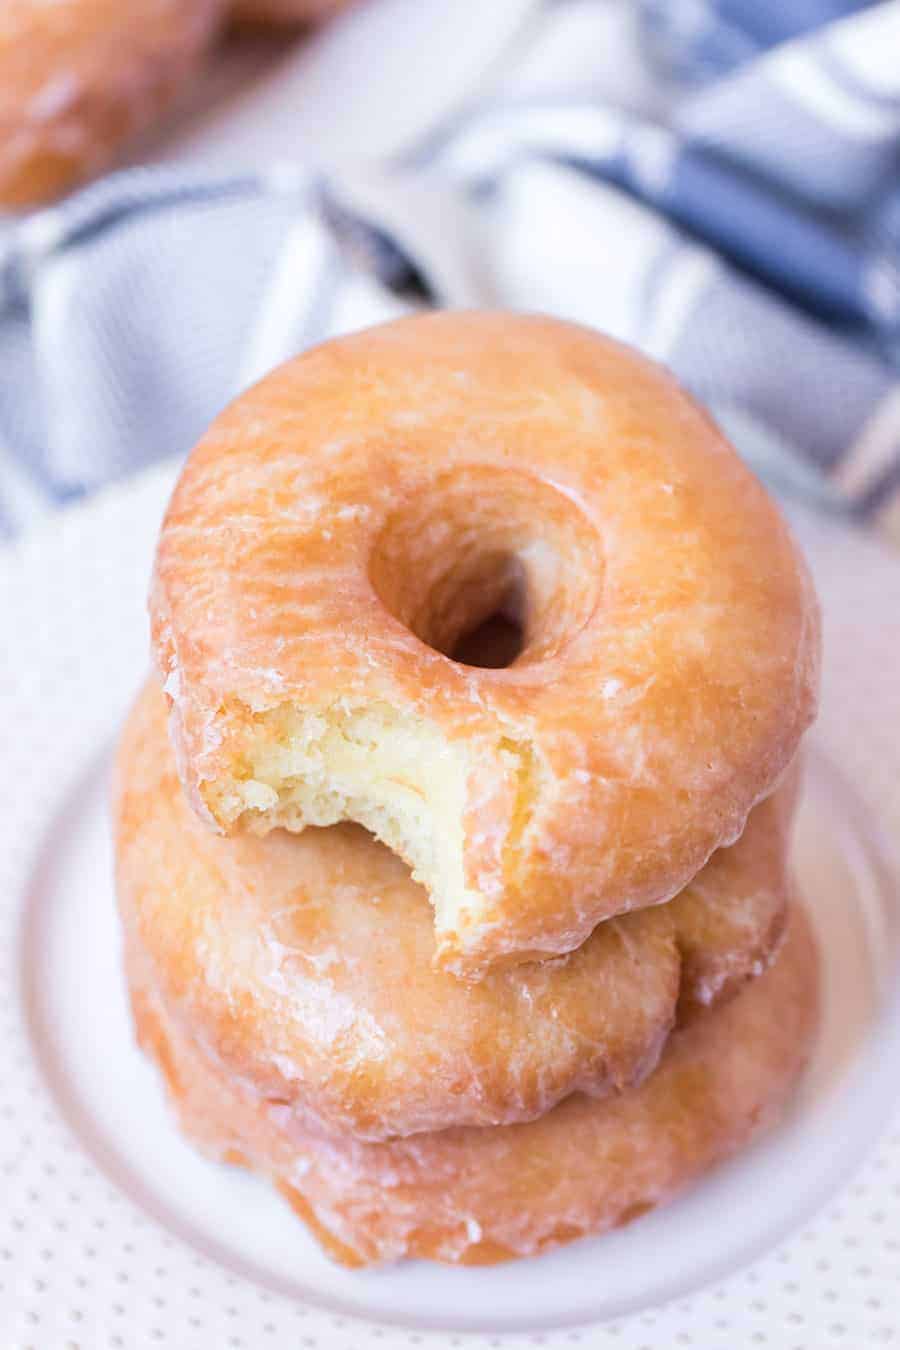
[128,905,819,1266]
[116,679,796,1142]
[152,312,820,976]
[0,0,223,209]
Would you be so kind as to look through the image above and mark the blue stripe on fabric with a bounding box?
[646,146,877,324]
[639,3,760,82]
[714,0,873,46]
[445,93,896,331]
[637,0,874,82]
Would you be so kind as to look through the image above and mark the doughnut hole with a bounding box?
[452,602,524,670]
[368,467,603,668]
[217,469,603,975]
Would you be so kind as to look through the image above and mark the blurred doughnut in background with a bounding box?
[229,0,357,27]
[0,0,225,208]
[0,0,358,209]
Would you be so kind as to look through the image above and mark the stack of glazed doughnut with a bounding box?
[0,0,356,209]
[115,311,823,1267]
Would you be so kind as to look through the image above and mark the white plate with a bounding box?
[2,462,900,1348]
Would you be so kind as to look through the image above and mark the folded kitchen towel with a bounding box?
[0,0,898,540]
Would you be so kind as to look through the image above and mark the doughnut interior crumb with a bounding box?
[205,701,490,963]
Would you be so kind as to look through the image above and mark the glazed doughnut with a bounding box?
[152,312,820,977]
[229,0,355,26]
[673,753,800,1019]
[127,905,819,1266]
[0,0,223,209]
[116,679,795,1142]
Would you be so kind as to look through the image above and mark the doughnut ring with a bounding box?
[152,312,820,977]
[0,0,222,209]
[116,680,796,1143]
[127,904,818,1266]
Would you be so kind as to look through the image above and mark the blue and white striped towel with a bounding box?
[1,0,899,540]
